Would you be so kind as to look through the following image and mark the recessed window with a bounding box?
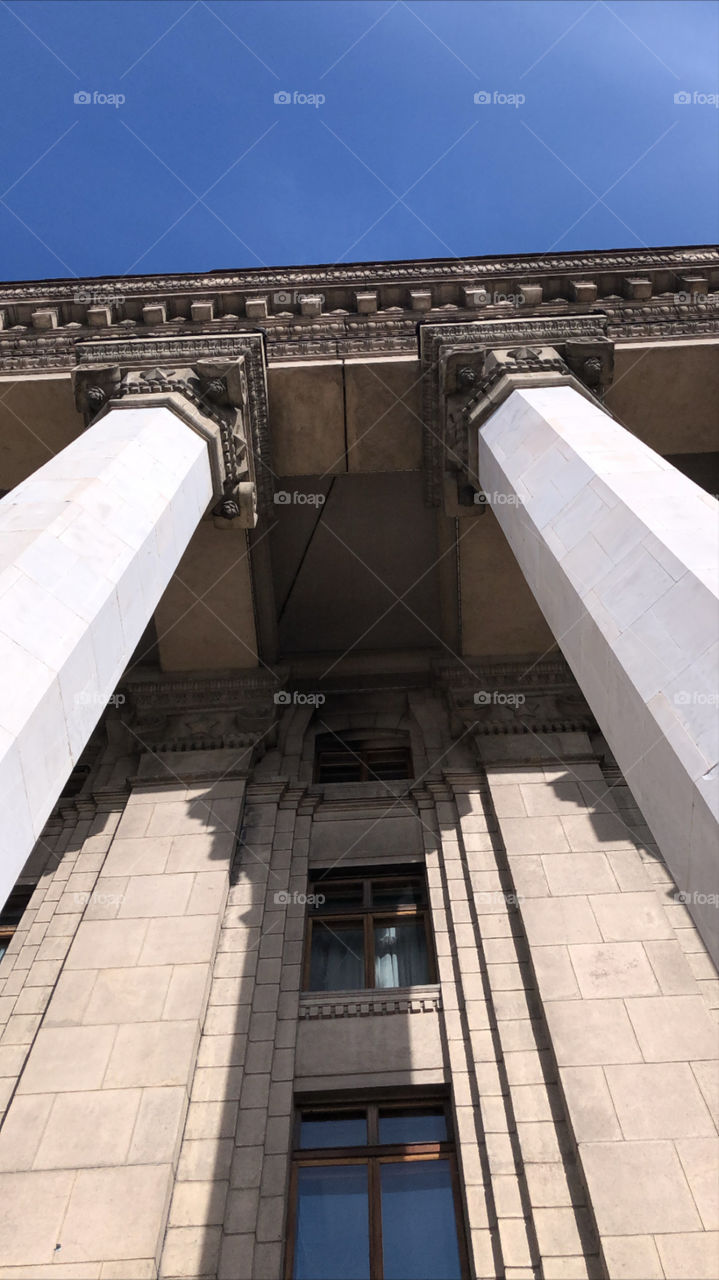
[287,1099,466,1279]
[0,885,35,963]
[304,871,434,992]
[314,733,412,784]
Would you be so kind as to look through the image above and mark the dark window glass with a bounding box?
[308,922,365,992]
[315,734,412,784]
[300,1112,368,1149]
[294,1164,370,1279]
[380,1159,462,1280]
[378,1108,447,1145]
[288,1100,465,1280]
[304,872,433,994]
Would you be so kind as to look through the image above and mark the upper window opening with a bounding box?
[314,733,412,784]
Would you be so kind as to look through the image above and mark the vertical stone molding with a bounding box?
[0,773,243,1276]
[477,382,719,959]
[0,405,214,905]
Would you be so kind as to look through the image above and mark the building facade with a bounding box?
[0,246,717,1279]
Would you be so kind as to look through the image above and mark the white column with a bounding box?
[0,405,213,904]
[478,384,719,959]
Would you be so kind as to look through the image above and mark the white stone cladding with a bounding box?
[0,406,213,906]
[478,385,719,960]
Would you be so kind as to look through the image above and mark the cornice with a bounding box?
[0,246,716,368]
[298,984,442,1019]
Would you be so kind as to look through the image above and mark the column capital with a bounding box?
[72,334,272,526]
[420,315,614,512]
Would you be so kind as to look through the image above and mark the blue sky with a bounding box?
[0,0,717,280]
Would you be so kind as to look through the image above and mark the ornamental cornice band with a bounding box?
[298,985,442,1019]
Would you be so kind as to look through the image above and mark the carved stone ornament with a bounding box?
[434,656,596,739]
[73,357,259,525]
[420,317,615,510]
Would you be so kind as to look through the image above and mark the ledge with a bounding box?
[298,984,442,1019]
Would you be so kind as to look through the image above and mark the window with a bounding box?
[0,885,35,963]
[304,870,434,992]
[287,1099,467,1280]
[315,733,412,784]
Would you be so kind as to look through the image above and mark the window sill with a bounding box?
[298,984,441,1019]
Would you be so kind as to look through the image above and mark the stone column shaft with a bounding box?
[478,384,718,958]
[0,406,213,904]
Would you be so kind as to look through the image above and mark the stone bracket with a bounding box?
[420,316,614,510]
[72,333,272,525]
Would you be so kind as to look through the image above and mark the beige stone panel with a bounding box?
[127,1087,188,1165]
[520,782,584,816]
[34,1089,141,1169]
[644,940,703,995]
[186,872,228,917]
[0,1169,74,1265]
[568,942,660,999]
[83,966,173,1024]
[544,1000,642,1066]
[169,1179,228,1226]
[676,1138,719,1230]
[655,1231,719,1280]
[559,1066,622,1141]
[163,964,212,1022]
[459,512,554,656]
[588,892,673,942]
[65,919,149,970]
[605,1063,715,1140]
[145,800,215,838]
[533,1207,591,1257]
[524,1163,585,1208]
[0,1266,102,1279]
[295,1008,444,1079]
[102,837,172,878]
[104,1020,198,1089]
[17,1025,116,1094]
[0,375,79,488]
[160,1224,222,1277]
[496,817,570,856]
[154,522,257,671]
[100,1264,156,1279]
[0,1094,53,1170]
[601,1235,663,1280]
[560,814,636,852]
[166,832,236,874]
[522,898,602,946]
[60,1164,174,1263]
[542,853,618,897]
[344,356,423,472]
[268,360,345,474]
[42,969,96,1026]
[606,340,719,454]
[138,915,218,966]
[625,995,719,1061]
[532,946,581,999]
[218,1232,254,1280]
[692,1061,719,1126]
[581,1140,702,1234]
[117,873,194,919]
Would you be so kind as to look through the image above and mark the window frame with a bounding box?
[302,871,436,992]
[314,734,413,785]
[285,1099,469,1280]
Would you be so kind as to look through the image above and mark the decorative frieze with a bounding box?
[298,985,442,1019]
